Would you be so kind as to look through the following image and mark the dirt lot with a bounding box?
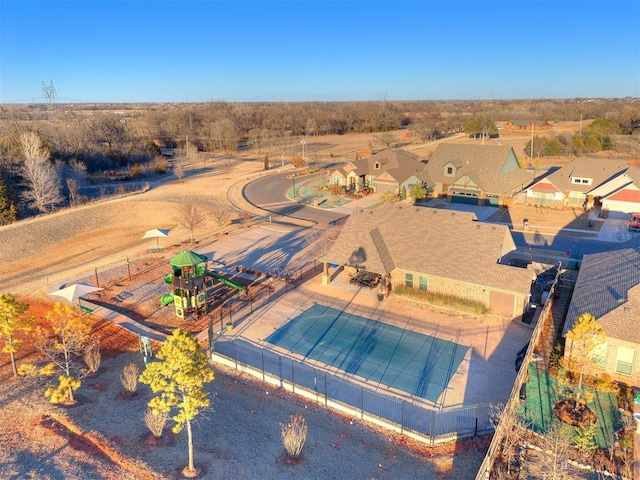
[0,297,490,479]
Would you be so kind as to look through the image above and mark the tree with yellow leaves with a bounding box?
[37,302,91,404]
[139,329,214,475]
[565,312,606,407]
[0,293,34,377]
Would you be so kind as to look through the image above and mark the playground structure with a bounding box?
[161,249,247,319]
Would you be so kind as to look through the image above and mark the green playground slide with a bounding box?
[160,293,174,306]
[164,273,172,284]
[206,271,247,291]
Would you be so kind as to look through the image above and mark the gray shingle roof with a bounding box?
[426,144,533,194]
[564,241,640,344]
[324,205,533,293]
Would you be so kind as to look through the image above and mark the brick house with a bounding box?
[563,244,640,386]
[424,144,534,207]
[321,205,533,318]
[328,149,425,195]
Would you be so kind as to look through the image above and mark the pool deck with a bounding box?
[224,267,532,410]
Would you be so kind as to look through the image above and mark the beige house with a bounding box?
[424,144,534,207]
[321,205,534,319]
[563,245,640,387]
[328,149,425,195]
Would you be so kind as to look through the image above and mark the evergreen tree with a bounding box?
[139,329,214,475]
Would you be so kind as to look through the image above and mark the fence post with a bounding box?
[291,361,295,394]
[261,350,265,382]
[324,374,328,406]
[233,340,238,370]
[474,404,479,437]
[430,410,435,446]
[278,356,283,388]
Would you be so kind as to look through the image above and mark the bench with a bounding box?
[79,305,94,315]
[150,245,165,252]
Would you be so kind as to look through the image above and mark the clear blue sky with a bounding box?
[1,0,638,103]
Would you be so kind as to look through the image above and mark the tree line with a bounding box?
[0,98,638,223]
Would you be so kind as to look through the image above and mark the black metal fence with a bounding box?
[213,338,492,445]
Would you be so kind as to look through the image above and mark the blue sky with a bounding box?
[1,0,638,103]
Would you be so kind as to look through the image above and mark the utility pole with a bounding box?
[41,79,56,118]
[530,123,534,160]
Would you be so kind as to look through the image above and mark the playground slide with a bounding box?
[206,271,247,291]
[160,293,174,306]
[164,273,172,284]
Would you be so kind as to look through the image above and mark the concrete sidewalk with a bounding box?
[84,300,167,343]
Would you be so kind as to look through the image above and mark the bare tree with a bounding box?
[489,402,529,476]
[375,131,397,150]
[20,132,63,212]
[175,196,205,243]
[208,197,232,235]
[66,178,81,207]
[522,423,584,480]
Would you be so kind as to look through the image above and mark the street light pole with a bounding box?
[292,174,296,199]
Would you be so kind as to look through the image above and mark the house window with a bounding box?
[615,346,635,375]
[591,343,608,368]
[405,273,414,288]
[419,276,428,291]
[445,164,455,177]
[374,162,380,170]
[571,177,592,185]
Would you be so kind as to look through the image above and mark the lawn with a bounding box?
[517,363,622,448]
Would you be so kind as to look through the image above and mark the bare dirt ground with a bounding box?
[0,298,490,480]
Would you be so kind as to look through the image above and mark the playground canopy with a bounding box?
[141,228,170,247]
[170,250,208,268]
[50,283,103,312]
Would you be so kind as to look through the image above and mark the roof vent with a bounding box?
[476,224,481,229]
[624,306,632,313]
[368,210,373,214]
[398,206,403,210]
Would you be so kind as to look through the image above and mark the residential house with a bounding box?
[328,149,425,195]
[563,244,640,386]
[524,158,640,216]
[424,144,534,207]
[321,205,534,318]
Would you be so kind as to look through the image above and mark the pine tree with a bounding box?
[139,329,214,474]
[0,175,17,225]
[0,294,33,377]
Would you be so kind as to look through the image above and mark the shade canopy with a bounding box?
[141,228,170,240]
[50,283,103,304]
[170,250,208,268]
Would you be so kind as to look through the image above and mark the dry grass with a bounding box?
[280,414,308,460]
[120,362,139,393]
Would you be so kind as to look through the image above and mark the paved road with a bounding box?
[243,170,346,226]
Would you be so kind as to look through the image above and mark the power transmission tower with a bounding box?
[41,79,56,117]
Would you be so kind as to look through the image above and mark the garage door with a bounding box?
[452,193,479,205]
[485,195,500,207]
[375,182,396,194]
[489,291,515,317]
